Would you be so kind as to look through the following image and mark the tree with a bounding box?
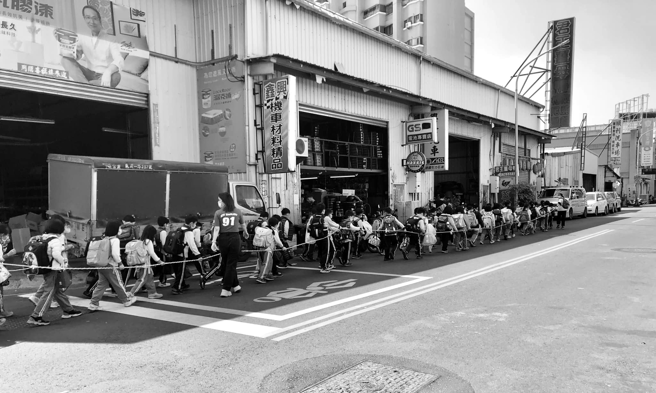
[506,183,538,206]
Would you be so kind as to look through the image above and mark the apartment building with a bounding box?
[313,0,475,73]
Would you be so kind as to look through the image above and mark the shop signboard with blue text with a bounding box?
[197,60,247,172]
[0,0,149,93]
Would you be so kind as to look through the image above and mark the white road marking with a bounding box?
[632,219,645,223]
[271,229,613,341]
[288,266,428,279]
[66,296,280,338]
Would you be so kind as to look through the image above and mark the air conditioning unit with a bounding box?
[296,137,309,163]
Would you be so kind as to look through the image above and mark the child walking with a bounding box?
[130,225,164,299]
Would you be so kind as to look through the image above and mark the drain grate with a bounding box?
[300,361,438,393]
[612,248,656,254]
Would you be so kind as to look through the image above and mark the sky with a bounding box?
[465,0,656,127]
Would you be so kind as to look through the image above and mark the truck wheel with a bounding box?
[568,208,573,220]
[200,279,206,290]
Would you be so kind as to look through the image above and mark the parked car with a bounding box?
[538,187,588,219]
[586,191,608,216]
[604,191,621,213]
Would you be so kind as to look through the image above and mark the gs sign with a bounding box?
[405,118,437,144]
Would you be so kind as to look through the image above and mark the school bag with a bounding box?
[339,219,355,242]
[482,212,494,229]
[405,215,421,233]
[118,224,138,247]
[246,218,265,237]
[162,227,188,256]
[519,210,530,223]
[22,236,57,275]
[308,214,327,239]
[562,198,570,209]
[436,215,449,232]
[465,211,479,228]
[86,237,113,267]
[381,215,398,234]
[253,226,274,248]
[125,240,149,266]
[502,209,513,224]
[280,216,295,241]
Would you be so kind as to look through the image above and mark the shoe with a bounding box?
[104,292,118,298]
[287,262,297,266]
[335,256,343,265]
[123,297,138,307]
[479,242,484,245]
[0,310,14,318]
[231,285,242,293]
[50,302,59,309]
[88,304,101,312]
[275,272,283,276]
[401,249,409,260]
[490,240,495,244]
[82,291,92,299]
[319,269,331,274]
[278,264,288,270]
[0,318,5,326]
[344,262,352,266]
[27,317,50,326]
[441,250,448,254]
[264,276,275,281]
[299,255,308,262]
[182,283,190,290]
[148,293,164,299]
[416,255,423,259]
[28,295,39,306]
[383,258,391,261]
[220,289,232,298]
[255,278,267,284]
[157,282,170,288]
[171,289,182,295]
[61,310,82,319]
[249,274,258,279]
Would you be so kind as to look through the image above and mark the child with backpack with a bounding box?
[154,216,171,287]
[307,204,335,274]
[479,204,496,245]
[128,225,164,299]
[421,216,437,253]
[87,221,138,312]
[401,207,427,259]
[451,206,469,251]
[436,207,458,253]
[465,205,481,247]
[491,203,504,242]
[337,210,361,267]
[252,217,281,284]
[380,207,404,261]
[27,220,83,326]
[0,224,17,325]
[518,203,533,235]
[500,202,514,240]
[166,215,203,295]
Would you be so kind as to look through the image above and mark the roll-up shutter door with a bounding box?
[0,69,148,108]
[299,103,387,128]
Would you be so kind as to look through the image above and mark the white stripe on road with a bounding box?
[270,229,613,341]
[632,219,645,223]
[287,266,428,279]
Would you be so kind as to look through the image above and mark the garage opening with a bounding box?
[0,87,149,221]
[433,135,480,206]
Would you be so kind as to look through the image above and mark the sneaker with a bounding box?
[0,318,5,326]
[61,310,82,319]
[231,285,242,293]
[416,255,423,259]
[383,257,391,261]
[277,264,288,270]
[50,302,59,309]
[274,272,283,276]
[249,274,258,279]
[344,262,352,267]
[171,289,182,295]
[148,293,164,299]
[182,283,190,290]
[88,304,101,312]
[479,242,484,245]
[157,282,170,288]
[220,289,232,298]
[255,278,267,284]
[319,269,331,274]
[82,291,92,299]
[441,250,448,254]
[104,292,118,298]
[0,310,14,318]
[335,256,343,265]
[327,263,335,270]
[401,249,409,260]
[123,297,138,307]
[28,295,39,306]
[264,276,275,281]
[287,262,297,266]
[490,240,495,244]
[27,316,50,326]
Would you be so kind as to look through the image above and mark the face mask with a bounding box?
[218,199,224,209]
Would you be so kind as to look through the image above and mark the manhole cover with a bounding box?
[300,361,438,393]
[612,248,656,254]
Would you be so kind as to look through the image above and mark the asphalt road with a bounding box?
[2,207,655,393]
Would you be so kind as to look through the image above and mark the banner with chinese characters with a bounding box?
[548,17,575,128]
[0,0,149,93]
[263,75,298,174]
[640,118,654,167]
[422,109,449,171]
[196,60,247,173]
[608,119,622,168]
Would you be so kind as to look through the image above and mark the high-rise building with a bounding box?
[312,0,475,73]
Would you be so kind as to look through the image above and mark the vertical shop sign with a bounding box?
[640,118,654,167]
[197,60,247,172]
[423,109,449,171]
[548,17,575,128]
[263,75,298,174]
[608,119,622,168]
[0,1,149,94]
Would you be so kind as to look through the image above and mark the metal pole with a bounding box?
[515,76,519,207]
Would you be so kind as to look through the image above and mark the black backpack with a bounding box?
[309,214,327,239]
[436,215,448,232]
[339,219,355,242]
[405,216,421,233]
[280,216,295,241]
[246,219,265,237]
[22,236,57,275]
[162,227,188,255]
[155,228,165,252]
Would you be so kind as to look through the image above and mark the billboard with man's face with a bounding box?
[0,0,149,93]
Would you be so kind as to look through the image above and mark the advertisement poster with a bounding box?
[197,60,246,172]
[263,75,298,174]
[608,119,622,168]
[640,118,654,167]
[0,0,149,93]
[423,109,449,171]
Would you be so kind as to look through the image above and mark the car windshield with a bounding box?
[605,193,614,199]
[541,189,570,198]
[586,194,595,200]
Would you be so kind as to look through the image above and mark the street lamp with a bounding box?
[513,39,570,206]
